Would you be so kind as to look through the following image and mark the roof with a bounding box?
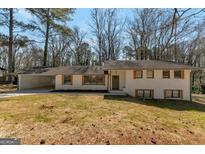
[103,60,199,70]
[18,60,199,76]
[18,66,104,75]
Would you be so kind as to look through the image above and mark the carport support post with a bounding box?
[190,71,193,102]
[18,75,21,90]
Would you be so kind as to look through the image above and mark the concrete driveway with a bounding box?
[0,89,126,98]
[0,89,51,98]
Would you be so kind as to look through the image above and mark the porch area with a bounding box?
[107,70,126,94]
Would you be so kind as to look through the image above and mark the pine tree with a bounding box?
[27,8,74,66]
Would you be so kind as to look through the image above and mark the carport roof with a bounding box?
[18,66,104,75]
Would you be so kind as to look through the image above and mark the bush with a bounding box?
[192,86,202,94]
[201,86,205,94]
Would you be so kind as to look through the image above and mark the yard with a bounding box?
[0,94,205,144]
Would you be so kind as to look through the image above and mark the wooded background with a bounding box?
[0,9,205,89]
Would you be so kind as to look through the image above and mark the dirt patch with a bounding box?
[39,105,55,110]
[60,117,73,123]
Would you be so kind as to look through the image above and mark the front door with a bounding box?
[112,75,119,90]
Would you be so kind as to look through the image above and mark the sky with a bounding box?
[2,8,204,45]
[0,8,134,43]
[1,8,205,35]
[16,8,134,31]
[69,8,133,32]
[69,8,91,31]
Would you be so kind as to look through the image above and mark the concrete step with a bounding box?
[107,90,128,96]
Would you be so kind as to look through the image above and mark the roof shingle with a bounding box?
[103,60,198,70]
[18,60,199,75]
[18,66,104,75]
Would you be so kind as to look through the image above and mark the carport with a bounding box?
[18,74,55,90]
[17,67,58,90]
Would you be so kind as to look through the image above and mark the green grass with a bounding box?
[0,94,205,144]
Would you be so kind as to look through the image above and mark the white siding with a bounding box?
[124,70,191,101]
[55,75,108,90]
[19,69,191,101]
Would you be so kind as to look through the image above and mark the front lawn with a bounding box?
[0,94,205,144]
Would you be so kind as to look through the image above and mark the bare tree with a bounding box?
[90,9,105,65]
[49,33,71,67]
[126,8,205,62]
[90,9,124,62]
[67,27,92,65]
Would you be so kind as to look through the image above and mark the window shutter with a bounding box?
[82,76,84,85]
[180,90,183,98]
[133,70,136,79]
[141,70,143,78]
[151,90,154,98]
[164,90,166,99]
[62,75,64,85]
[181,71,185,79]
[135,90,138,97]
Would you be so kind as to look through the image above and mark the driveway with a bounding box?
[0,89,128,98]
[0,89,51,98]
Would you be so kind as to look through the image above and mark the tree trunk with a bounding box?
[8,8,14,82]
[98,38,102,65]
[173,8,178,62]
[43,8,50,67]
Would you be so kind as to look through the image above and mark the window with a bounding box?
[104,71,108,75]
[164,90,182,99]
[63,75,72,85]
[144,90,152,97]
[83,75,105,85]
[173,90,180,98]
[165,90,172,98]
[174,70,184,79]
[135,89,154,98]
[147,70,154,78]
[163,70,170,78]
[137,90,144,97]
[133,70,143,79]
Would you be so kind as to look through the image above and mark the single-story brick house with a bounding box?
[18,60,198,101]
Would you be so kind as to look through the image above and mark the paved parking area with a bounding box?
[0,90,127,98]
[0,89,51,98]
[0,93,34,98]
